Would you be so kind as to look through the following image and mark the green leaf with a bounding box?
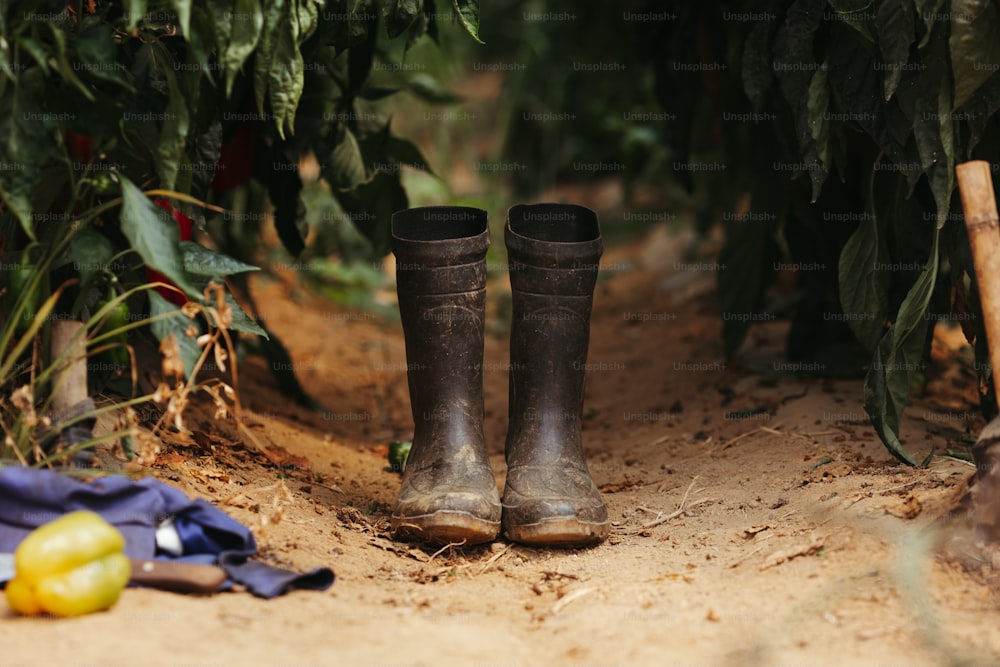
[403,73,461,104]
[18,35,51,76]
[950,0,1000,109]
[119,178,200,296]
[295,0,322,41]
[70,229,116,288]
[385,0,422,39]
[773,0,828,200]
[180,241,260,276]
[0,147,34,240]
[186,4,217,74]
[838,196,888,351]
[826,0,876,42]
[212,0,264,98]
[450,0,483,44]
[0,69,48,240]
[386,134,433,173]
[826,26,907,165]
[254,0,286,117]
[864,327,915,465]
[268,15,305,138]
[915,0,946,47]
[328,125,367,190]
[864,229,940,466]
[933,83,955,230]
[155,57,192,192]
[874,0,915,100]
[807,62,830,173]
[171,0,192,38]
[913,77,954,230]
[125,0,148,30]
[76,23,133,89]
[404,10,430,51]
[346,1,378,98]
[44,22,94,102]
[222,289,267,337]
[148,290,202,379]
[183,273,268,337]
[337,171,408,258]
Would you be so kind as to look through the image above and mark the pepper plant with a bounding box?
[0,0,480,463]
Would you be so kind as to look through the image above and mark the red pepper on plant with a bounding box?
[65,131,94,163]
[211,119,255,192]
[211,97,256,192]
[144,198,193,305]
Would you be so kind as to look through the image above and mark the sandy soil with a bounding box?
[4,216,1000,667]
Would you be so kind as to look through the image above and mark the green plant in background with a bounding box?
[707,0,1000,465]
[472,0,678,198]
[472,0,1000,465]
[0,0,482,464]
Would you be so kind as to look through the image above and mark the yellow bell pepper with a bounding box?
[5,510,131,616]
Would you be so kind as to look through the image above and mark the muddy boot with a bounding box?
[390,206,501,545]
[502,203,610,546]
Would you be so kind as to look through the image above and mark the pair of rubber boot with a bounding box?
[390,203,608,548]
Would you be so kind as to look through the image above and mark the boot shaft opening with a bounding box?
[507,204,601,244]
[392,207,488,251]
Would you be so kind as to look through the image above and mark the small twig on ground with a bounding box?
[877,481,920,495]
[761,425,814,443]
[295,478,345,495]
[641,497,715,529]
[936,455,976,468]
[676,476,698,508]
[476,543,512,575]
[638,476,714,530]
[551,586,598,615]
[428,539,466,561]
[717,428,763,451]
[843,492,872,509]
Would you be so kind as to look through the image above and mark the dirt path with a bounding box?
[5,222,1000,667]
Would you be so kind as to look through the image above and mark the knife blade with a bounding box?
[0,554,227,594]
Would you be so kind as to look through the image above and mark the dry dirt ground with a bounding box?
[5,220,1000,667]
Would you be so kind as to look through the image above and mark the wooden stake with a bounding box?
[957,160,1000,410]
[50,321,88,421]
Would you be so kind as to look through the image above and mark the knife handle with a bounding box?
[129,560,227,593]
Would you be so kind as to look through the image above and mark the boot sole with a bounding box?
[505,517,609,547]
[392,510,500,545]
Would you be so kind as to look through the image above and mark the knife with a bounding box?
[0,554,227,593]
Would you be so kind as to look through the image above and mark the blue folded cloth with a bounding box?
[0,466,333,598]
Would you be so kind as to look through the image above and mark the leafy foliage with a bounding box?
[0,0,478,326]
[0,0,480,461]
[650,0,1000,464]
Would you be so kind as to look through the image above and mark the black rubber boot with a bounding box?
[390,206,501,545]
[502,203,610,546]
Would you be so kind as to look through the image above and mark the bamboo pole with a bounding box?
[957,160,1000,411]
